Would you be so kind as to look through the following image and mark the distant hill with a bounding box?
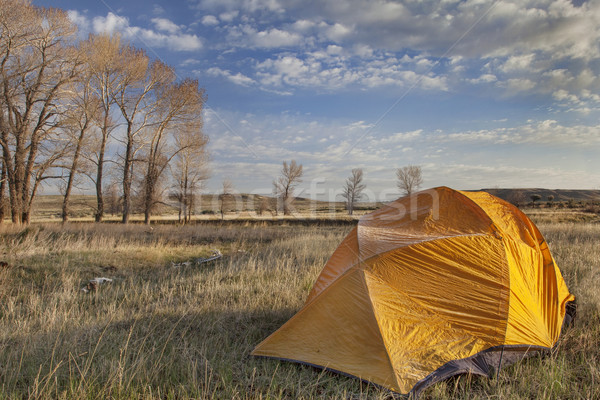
[478,188,600,203]
[27,189,599,221]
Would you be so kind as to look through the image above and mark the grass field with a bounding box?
[0,211,598,399]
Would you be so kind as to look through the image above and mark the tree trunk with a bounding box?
[1,142,21,224]
[188,194,194,223]
[0,160,5,224]
[143,171,153,225]
[183,175,188,224]
[142,160,158,225]
[95,122,109,222]
[5,156,21,224]
[95,137,106,222]
[121,124,133,224]
[62,125,87,223]
[11,139,26,224]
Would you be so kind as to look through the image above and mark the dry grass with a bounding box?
[0,215,598,399]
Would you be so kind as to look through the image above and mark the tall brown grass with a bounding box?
[0,217,598,399]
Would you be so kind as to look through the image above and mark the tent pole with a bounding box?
[496,346,505,381]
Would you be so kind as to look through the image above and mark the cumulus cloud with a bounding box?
[219,10,239,22]
[190,0,600,103]
[250,27,303,48]
[151,17,181,34]
[500,54,537,73]
[73,1,600,109]
[444,120,600,146]
[67,10,90,32]
[251,52,448,91]
[469,74,497,84]
[92,12,128,35]
[201,15,219,26]
[206,67,256,86]
[68,11,203,52]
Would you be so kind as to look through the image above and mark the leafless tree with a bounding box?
[171,128,209,224]
[257,196,269,216]
[341,168,366,215]
[0,3,212,224]
[0,1,80,223]
[396,165,423,197]
[273,160,303,215]
[115,53,166,224]
[60,68,99,223]
[141,77,205,224]
[219,179,234,220]
[105,181,121,216]
[81,34,128,222]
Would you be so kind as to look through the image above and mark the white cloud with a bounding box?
[219,10,239,22]
[180,58,201,67]
[88,12,203,52]
[326,45,343,55]
[445,120,600,146]
[151,17,181,34]
[500,54,536,73]
[152,5,165,15]
[292,19,315,31]
[504,78,536,93]
[194,0,600,102]
[67,10,90,32]
[92,12,128,35]
[251,28,303,48]
[201,15,219,26]
[206,67,255,86]
[469,74,497,84]
[323,23,351,42]
[252,52,449,92]
[167,33,204,51]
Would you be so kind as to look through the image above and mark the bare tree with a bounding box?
[0,1,79,223]
[141,77,206,224]
[257,196,269,216]
[61,68,99,223]
[171,128,209,224]
[341,168,366,215]
[396,165,423,197]
[115,52,164,224]
[219,179,234,220]
[81,34,127,222]
[105,181,121,216]
[273,160,303,215]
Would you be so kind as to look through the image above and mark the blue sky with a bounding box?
[35,0,600,200]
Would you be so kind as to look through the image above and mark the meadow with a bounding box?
[0,210,598,399]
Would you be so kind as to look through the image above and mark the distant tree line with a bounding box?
[269,160,423,217]
[0,0,209,225]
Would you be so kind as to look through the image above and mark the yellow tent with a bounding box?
[252,187,575,396]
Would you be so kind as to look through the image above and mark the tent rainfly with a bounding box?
[252,186,575,396]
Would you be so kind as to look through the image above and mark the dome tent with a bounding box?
[252,187,575,396]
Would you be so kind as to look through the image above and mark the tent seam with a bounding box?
[455,189,502,235]
[498,236,512,350]
[359,270,401,391]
